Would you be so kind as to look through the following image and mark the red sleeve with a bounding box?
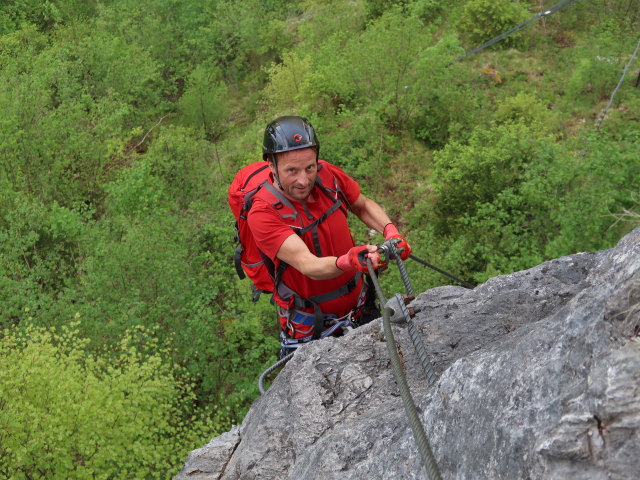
[323,161,361,206]
[247,198,295,262]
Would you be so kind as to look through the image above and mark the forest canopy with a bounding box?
[1,0,639,477]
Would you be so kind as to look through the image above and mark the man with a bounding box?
[247,116,411,356]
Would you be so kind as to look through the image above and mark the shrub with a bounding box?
[566,33,630,103]
[0,191,91,328]
[261,51,313,113]
[455,0,531,50]
[178,66,229,141]
[494,92,556,129]
[409,34,483,147]
[0,324,213,479]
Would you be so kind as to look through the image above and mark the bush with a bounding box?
[455,0,531,50]
[566,33,631,103]
[542,129,640,258]
[0,0,97,33]
[0,324,214,479]
[143,126,218,209]
[430,122,542,226]
[261,51,313,113]
[409,34,483,147]
[494,92,556,129]
[178,66,229,141]
[0,191,91,328]
[363,0,411,20]
[421,123,558,279]
[0,21,164,207]
[300,8,431,120]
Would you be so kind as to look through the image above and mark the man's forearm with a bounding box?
[351,195,392,234]
[276,234,344,280]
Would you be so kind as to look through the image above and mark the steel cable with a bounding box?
[390,246,440,386]
[368,260,442,480]
[258,352,294,395]
[409,254,475,289]
[455,0,582,62]
[594,37,640,131]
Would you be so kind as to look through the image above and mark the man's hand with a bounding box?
[336,245,380,273]
[383,224,412,260]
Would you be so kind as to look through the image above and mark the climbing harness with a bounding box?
[228,159,352,304]
[257,246,470,393]
[277,318,357,359]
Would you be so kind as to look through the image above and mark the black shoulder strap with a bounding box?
[315,165,351,215]
[264,183,301,226]
[241,163,269,191]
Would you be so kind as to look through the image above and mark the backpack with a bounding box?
[228,161,274,300]
[228,160,352,303]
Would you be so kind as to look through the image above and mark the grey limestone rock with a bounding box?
[175,227,640,480]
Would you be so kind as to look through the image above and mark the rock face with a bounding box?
[176,228,640,480]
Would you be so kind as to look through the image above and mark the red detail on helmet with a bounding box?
[293,134,302,142]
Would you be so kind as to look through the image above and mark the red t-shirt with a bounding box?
[247,161,363,324]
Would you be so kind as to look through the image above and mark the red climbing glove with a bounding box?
[383,224,412,261]
[336,245,380,273]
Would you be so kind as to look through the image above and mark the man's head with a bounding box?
[268,147,318,202]
[263,116,320,201]
[262,115,319,162]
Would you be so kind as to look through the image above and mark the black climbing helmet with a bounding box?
[262,116,319,161]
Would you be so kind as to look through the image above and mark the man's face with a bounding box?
[270,148,318,202]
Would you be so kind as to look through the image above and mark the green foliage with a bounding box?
[303,8,433,125]
[455,0,531,49]
[363,0,411,20]
[261,51,313,113]
[422,123,556,279]
[104,161,169,219]
[566,33,632,103]
[0,0,96,34]
[549,0,640,36]
[187,0,289,81]
[0,21,164,207]
[295,0,366,53]
[494,92,556,129]
[306,110,392,199]
[408,34,483,147]
[431,123,542,225]
[0,191,90,327]
[144,126,218,208]
[0,324,214,479]
[407,0,448,22]
[1,1,639,474]
[179,67,229,140]
[542,129,640,258]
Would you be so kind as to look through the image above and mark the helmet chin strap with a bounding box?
[270,154,285,190]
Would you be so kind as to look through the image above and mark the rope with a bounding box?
[394,248,414,296]
[383,243,440,385]
[391,242,440,387]
[387,293,438,385]
[368,260,442,480]
[409,254,475,289]
[594,37,640,131]
[258,352,294,395]
[455,0,582,62]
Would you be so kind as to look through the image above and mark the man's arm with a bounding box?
[276,234,379,280]
[349,193,392,234]
[277,234,342,280]
[350,192,413,260]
